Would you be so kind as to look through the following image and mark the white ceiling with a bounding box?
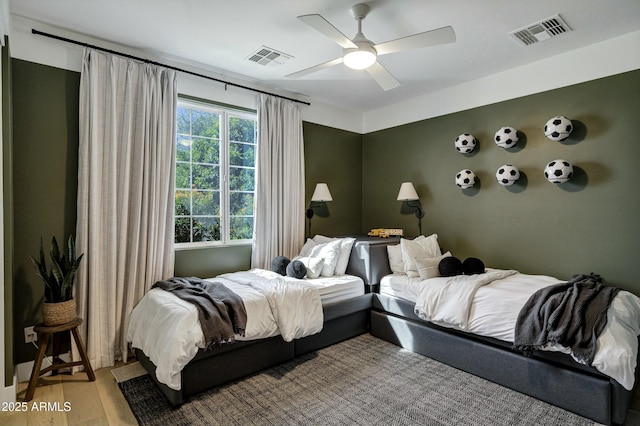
[9,0,640,113]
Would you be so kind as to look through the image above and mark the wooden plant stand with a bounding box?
[24,317,95,401]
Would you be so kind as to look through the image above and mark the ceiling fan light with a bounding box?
[343,48,376,70]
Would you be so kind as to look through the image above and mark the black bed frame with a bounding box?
[136,237,637,424]
[356,238,638,425]
[136,292,373,406]
[135,237,391,406]
[371,294,638,425]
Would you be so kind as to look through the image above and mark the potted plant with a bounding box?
[30,235,84,326]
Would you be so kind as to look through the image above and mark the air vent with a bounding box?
[509,15,571,46]
[246,46,293,67]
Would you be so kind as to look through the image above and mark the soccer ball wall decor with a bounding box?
[544,159,573,183]
[455,169,476,189]
[494,127,519,149]
[495,164,520,186]
[544,116,573,141]
[455,133,477,153]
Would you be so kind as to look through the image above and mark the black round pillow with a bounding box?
[286,260,307,279]
[271,256,290,276]
[439,256,463,277]
[463,257,485,275]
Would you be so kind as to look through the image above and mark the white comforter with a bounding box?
[411,269,640,390]
[127,269,323,390]
[414,269,517,329]
[219,270,324,341]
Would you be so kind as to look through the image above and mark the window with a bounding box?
[174,99,257,246]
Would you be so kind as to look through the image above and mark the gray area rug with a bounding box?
[119,333,598,425]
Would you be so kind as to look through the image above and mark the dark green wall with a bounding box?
[12,59,80,363]
[363,70,640,292]
[174,245,252,277]
[3,39,14,385]
[8,60,364,363]
[10,57,639,367]
[303,122,363,237]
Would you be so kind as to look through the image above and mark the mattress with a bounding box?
[306,274,365,304]
[379,271,640,390]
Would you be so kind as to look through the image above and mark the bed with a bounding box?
[366,235,640,425]
[128,236,374,406]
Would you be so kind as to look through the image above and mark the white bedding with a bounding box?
[127,270,364,390]
[380,271,640,390]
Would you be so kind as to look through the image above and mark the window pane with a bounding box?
[230,192,254,216]
[192,137,219,164]
[229,142,255,167]
[177,107,190,134]
[229,116,256,143]
[230,217,253,240]
[175,163,190,189]
[229,167,255,191]
[192,190,219,215]
[175,190,190,216]
[175,217,191,243]
[192,110,219,138]
[193,217,221,242]
[176,136,191,161]
[192,164,219,190]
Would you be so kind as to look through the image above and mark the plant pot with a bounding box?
[42,299,76,326]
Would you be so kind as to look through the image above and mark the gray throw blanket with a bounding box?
[513,273,620,365]
[153,277,247,349]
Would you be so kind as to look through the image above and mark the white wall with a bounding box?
[9,15,639,135]
[9,15,364,134]
[362,30,640,133]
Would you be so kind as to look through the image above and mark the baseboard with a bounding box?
[0,373,16,403]
[16,351,71,383]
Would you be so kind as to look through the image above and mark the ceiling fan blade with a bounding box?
[366,62,400,91]
[298,14,357,49]
[286,57,344,78]
[374,26,456,56]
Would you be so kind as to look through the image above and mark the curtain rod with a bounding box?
[31,28,311,106]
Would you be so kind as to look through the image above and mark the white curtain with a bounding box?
[74,48,177,369]
[251,94,305,269]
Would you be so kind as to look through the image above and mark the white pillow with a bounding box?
[298,238,316,258]
[415,252,451,280]
[334,238,355,275]
[312,234,333,244]
[309,239,343,277]
[387,244,404,274]
[312,235,356,275]
[401,234,441,278]
[294,256,325,279]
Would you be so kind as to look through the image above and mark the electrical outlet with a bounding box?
[24,326,37,343]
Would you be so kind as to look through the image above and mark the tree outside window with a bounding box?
[175,101,256,246]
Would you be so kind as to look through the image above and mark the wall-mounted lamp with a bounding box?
[306,183,333,238]
[397,182,424,235]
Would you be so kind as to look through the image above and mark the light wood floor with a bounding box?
[0,362,138,426]
[2,361,640,425]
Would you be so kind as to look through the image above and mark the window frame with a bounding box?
[174,96,257,249]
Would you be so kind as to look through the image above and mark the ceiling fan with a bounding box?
[286,3,456,91]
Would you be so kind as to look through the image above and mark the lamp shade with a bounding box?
[397,182,419,201]
[311,183,333,202]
